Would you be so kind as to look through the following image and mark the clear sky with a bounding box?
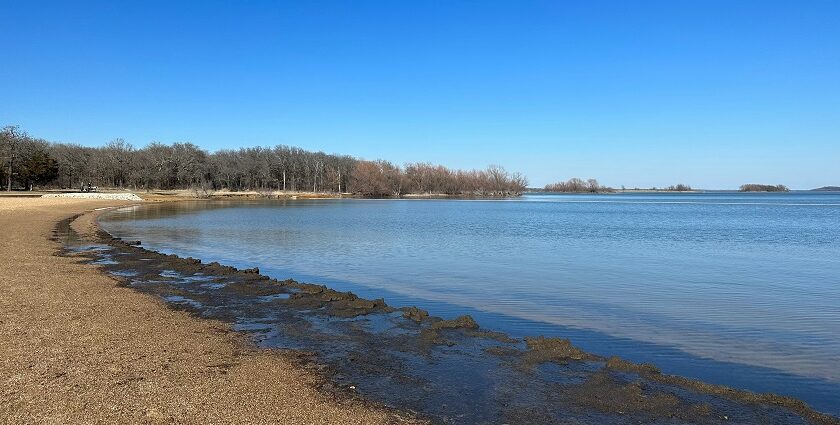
[1,1,838,189]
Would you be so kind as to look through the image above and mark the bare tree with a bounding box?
[0,126,24,191]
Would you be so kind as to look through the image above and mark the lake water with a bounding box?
[99,192,840,415]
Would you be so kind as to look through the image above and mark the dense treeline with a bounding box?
[739,184,789,192]
[544,178,615,193]
[0,125,527,196]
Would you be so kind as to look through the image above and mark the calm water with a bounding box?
[99,192,840,414]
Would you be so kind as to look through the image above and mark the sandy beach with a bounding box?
[0,197,418,424]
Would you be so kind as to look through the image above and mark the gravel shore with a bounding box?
[0,198,417,424]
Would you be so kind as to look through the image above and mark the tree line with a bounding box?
[0,125,527,196]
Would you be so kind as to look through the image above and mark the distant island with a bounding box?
[812,186,840,191]
[543,178,614,193]
[663,184,693,192]
[540,179,695,193]
[739,184,790,192]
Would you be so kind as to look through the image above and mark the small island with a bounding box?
[664,184,693,192]
[812,186,840,191]
[739,184,790,192]
[540,180,696,193]
[543,178,615,193]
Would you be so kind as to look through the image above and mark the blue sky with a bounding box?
[1,1,838,189]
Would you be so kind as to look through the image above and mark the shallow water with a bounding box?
[99,192,840,415]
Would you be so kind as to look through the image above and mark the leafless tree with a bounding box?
[0,126,25,191]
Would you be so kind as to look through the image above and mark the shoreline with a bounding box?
[86,199,839,424]
[0,197,420,424]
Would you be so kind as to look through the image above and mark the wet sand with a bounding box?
[0,198,419,424]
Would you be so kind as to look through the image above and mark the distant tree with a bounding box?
[349,160,402,197]
[17,147,59,190]
[0,126,24,191]
[100,138,134,187]
[0,129,60,190]
[49,143,91,189]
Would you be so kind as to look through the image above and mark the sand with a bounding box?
[0,198,419,424]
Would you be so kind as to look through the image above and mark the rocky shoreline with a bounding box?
[59,201,840,424]
[0,197,418,424]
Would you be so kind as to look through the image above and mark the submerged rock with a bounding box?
[416,315,481,347]
[566,371,709,419]
[522,336,599,366]
[605,356,661,375]
[401,306,429,323]
[430,315,479,330]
